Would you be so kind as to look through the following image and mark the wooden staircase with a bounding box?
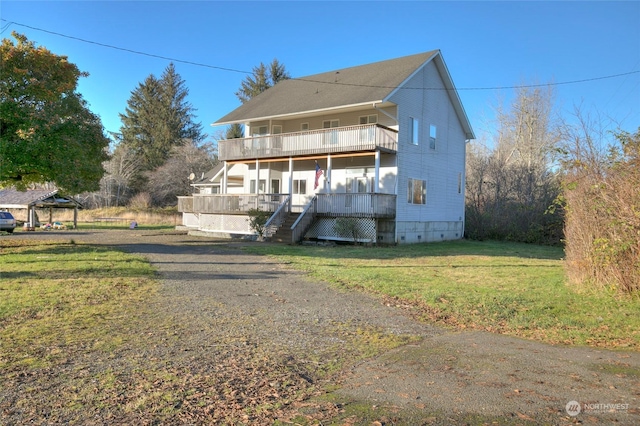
[270,213,300,244]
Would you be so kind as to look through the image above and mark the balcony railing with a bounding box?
[219,124,398,161]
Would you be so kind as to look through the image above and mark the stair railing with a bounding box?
[264,195,291,238]
[291,196,317,243]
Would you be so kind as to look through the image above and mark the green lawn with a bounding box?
[245,240,640,350]
[0,238,157,370]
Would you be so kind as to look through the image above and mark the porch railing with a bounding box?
[316,193,396,218]
[178,193,397,218]
[219,124,398,161]
[177,194,287,214]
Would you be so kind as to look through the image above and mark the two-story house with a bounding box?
[178,50,475,244]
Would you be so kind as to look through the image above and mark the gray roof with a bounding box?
[0,189,82,209]
[215,51,440,124]
[192,162,224,185]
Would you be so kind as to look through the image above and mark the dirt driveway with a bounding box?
[4,230,639,425]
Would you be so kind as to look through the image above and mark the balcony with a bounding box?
[218,124,398,161]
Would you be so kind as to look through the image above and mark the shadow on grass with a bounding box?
[246,239,565,261]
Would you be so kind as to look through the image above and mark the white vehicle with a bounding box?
[0,211,17,233]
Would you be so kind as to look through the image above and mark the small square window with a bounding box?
[301,122,309,131]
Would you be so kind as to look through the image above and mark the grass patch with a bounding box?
[0,238,157,371]
[244,240,640,350]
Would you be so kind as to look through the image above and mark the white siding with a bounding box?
[389,59,467,242]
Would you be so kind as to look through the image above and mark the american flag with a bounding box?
[314,161,323,190]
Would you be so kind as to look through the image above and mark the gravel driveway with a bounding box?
[3,229,639,425]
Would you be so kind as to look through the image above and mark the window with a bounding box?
[252,126,268,137]
[292,179,307,194]
[359,114,378,124]
[407,178,427,204]
[300,122,309,131]
[429,124,437,149]
[410,117,419,145]
[323,119,340,145]
[250,179,266,193]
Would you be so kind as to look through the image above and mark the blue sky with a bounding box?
[2,1,639,143]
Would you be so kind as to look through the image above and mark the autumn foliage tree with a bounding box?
[0,32,109,193]
[561,118,640,294]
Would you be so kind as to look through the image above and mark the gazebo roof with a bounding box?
[0,189,83,209]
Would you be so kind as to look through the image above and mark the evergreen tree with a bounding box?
[118,63,204,172]
[225,123,244,139]
[235,59,290,104]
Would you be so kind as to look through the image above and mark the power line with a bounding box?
[1,19,250,75]
[3,19,639,92]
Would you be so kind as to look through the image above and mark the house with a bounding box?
[178,50,475,244]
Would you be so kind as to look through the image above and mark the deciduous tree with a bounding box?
[0,32,110,192]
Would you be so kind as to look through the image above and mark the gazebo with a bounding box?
[0,189,83,229]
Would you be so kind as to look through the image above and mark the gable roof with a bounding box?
[214,50,474,139]
[192,162,224,185]
[0,189,83,209]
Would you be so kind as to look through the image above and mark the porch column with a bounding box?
[223,161,228,194]
[73,206,78,229]
[327,154,332,193]
[255,159,260,209]
[288,157,293,213]
[374,150,380,193]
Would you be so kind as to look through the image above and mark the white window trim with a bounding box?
[359,114,378,124]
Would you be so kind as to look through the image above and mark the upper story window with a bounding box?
[323,119,339,129]
[252,126,268,137]
[410,117,419,145]
[430,124,437,149]
[300,122,309,131]
[359,115,378,124]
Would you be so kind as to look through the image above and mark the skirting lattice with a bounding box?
[199,214,252,234]
[306,217,376,242]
